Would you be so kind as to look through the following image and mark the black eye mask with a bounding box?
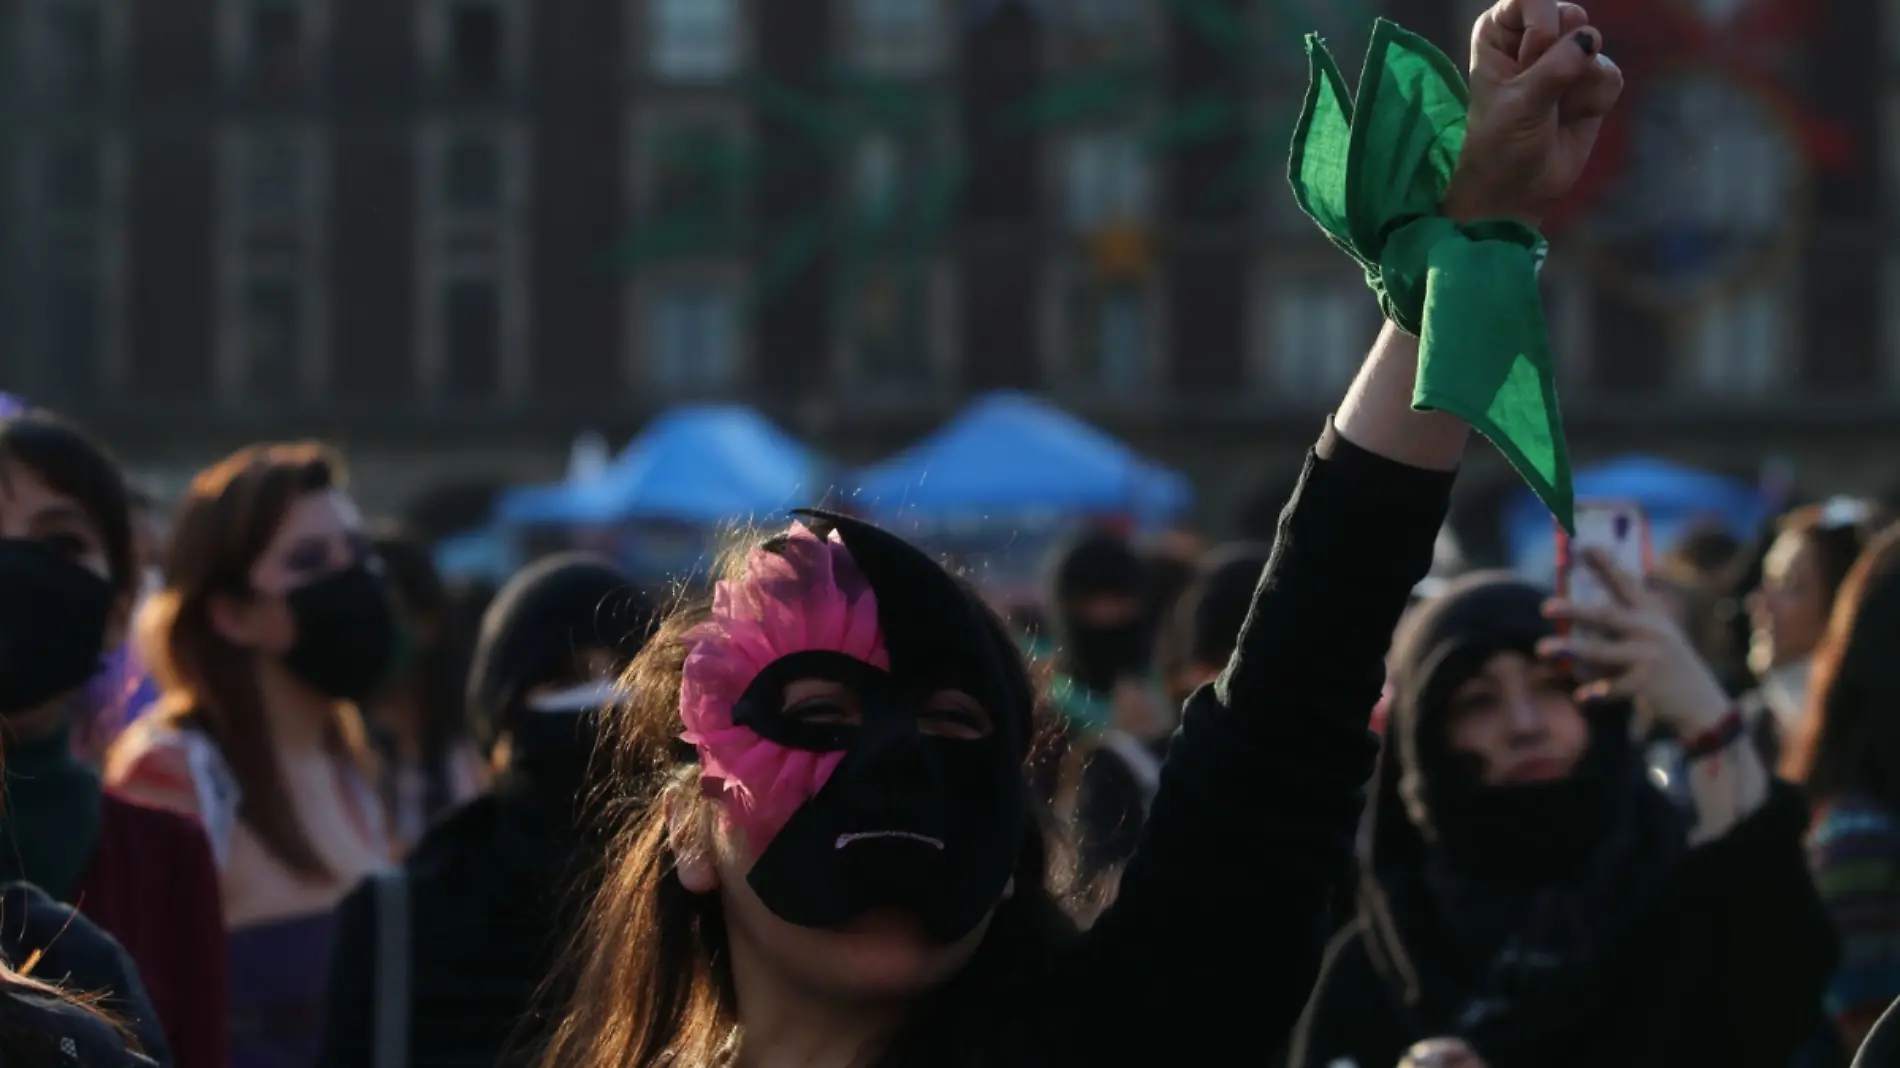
[677,512,1030,943]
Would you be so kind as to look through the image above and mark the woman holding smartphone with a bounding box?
[1290,555,1838,1068]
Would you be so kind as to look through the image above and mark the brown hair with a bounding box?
[534,536,1087,1068]
[129,441,374,880]
[1782,523,1900,810]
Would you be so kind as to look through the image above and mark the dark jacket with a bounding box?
[1004,425,1453,1066]
[0,882,163,1068]
[318,769,596,1068]
[1289,575,1840,1068]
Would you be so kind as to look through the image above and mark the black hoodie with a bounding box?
[318,555,653,1068]
[1291,574,1841,1068]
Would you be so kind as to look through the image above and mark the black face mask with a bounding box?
[282,565,398,704]
[1066,618,1154,694]
[0,541,114,716]
[735,511,1031,944]
[508,678,613,804]
[737,650,1024,942]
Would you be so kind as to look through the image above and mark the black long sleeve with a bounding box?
[1046,428,1455,1067]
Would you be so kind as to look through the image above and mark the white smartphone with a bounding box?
[1556,500,1652,625]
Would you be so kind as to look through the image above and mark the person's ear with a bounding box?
[666,789,720,895]
[207,590,267,650]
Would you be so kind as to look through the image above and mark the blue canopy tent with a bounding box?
[1504,455,1768,579]
[850,392,1193,525]
[494,405,826,526]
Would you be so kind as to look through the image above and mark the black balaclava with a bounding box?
[467,553,653,794]
[1048,530,1152,695]
[282,564,399,704]
[691,510,1032,944]
[1384,572,1633,887]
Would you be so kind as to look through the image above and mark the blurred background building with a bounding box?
[0,0,1890,526]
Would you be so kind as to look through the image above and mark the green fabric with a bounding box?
[0,720,103,903]
[1287,18,1574,531]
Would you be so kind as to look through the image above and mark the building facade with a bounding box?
[0,0,1891,517]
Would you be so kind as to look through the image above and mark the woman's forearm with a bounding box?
[1332,322,1470,473]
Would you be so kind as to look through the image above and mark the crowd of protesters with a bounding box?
[5,3,1900,1067]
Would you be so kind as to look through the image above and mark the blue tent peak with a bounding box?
[852,391,1191,522]
[496,405,824,526]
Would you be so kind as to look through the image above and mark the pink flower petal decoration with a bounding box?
[679,522,888,847]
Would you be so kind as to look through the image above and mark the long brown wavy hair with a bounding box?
[1783,522,1900,813]
[533,535,1090,1068]
[128,442,375,880]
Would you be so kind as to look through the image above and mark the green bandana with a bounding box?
[1288,18,1575,531]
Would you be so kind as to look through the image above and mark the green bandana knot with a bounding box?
[1288,18,1575,531]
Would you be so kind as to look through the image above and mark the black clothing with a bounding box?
[0,986,156,1068]
[1074,732,1167,878]
[0,883,163,1068]
[988,426,1452,1066]
[318,768,596,1068]
[1291,568,1840,1068]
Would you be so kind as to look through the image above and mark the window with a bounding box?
[37,2,107,100]
[444,136,502,212]
[841,270,934,387]
[1053,0,1149,64]
[45,141,102,215]
[421,0,519,91]
[240,132,307,216]
[441,279,502,396]
[643,122,744,227]
[1686,285,1788,395]
[221,127,325,401]
[25,136,126,397]
[247,1,303,91]
[1257,276,1375,400]
[647,281,739,391]
[239,278,302,396]
[449,2,503,90]
[848,0,942,77]
[418,122,529,400]
[1064,131,1148,231]
[44,276,102,392]
[850,130,940,227]
[649,0,741,82]
[1068,283,1148,391]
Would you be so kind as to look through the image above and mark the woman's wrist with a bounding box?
[1441,172,1542,229]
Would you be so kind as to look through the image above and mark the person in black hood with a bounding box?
[318,553,655,1068]
[1045,529,1175,884]
[1291,562,1840,1068]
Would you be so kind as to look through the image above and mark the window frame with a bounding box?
[1040,258,1165,398]
[415,120,533,402]
[214,123,332,403]
[828,258,956,394]
[216,0,331,96]
[628,267,751,394]
[1247,257,1381,405]
[418,0,530,93]
[17,132,130,396]
[841,0,948,79]
[19,0,129,102]
[636,0,749,84]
